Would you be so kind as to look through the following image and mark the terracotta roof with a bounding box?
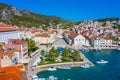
[0,46,18,59]
[0,65,28,80]
[32,29,42,34]
[9,39,27,45]
[70,32,79,38]
[81,33,89,37]
[35,33,50,37]
[0,27,17,32]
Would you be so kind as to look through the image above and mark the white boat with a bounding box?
[80,63,90,68]
[116,47,120,51]
[57,66,71,69]
[49,76,58,80]
[39,78,45,80]
[32,75,39,80]
[47,66,56,71]
[96,60,108,64]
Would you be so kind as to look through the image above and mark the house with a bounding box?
[90,37,113,49]
[69,32,90,47]
[3,39,28,59]
[34,33,55,44]
[24,29,32,39]
[0,46,20,67]
[0,24,18,43]
[0,24,25,43]
[17,27,25,39]
[0,65,28,80]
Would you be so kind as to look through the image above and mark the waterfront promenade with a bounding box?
[28,51,94,80]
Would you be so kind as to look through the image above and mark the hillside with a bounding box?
[0,3,74,29]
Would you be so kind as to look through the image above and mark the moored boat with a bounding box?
[115,47,120,51]
[47,66,56,71]
[57,66,71,69]
[80,63,90,68]
[31,75,39,80]
[96,60,108,64]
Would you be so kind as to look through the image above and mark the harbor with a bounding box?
[37,50,120,80]
[29,51,94,80]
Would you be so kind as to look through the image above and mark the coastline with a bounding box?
[31,52,94,75]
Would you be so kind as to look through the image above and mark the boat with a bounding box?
[31,75,39,80]
[47,66,56,71]
[96,60,108,64]
[80,63,90,68]
[49,76,58,80]
[81,48,89,52]
[57,66,71,69]
[115,47,120,51]
[40,76,58,80]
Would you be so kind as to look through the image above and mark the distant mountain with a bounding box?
[0,3,74,28]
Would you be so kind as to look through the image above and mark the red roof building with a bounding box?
[0,65,28,80]
[3,39,28,58]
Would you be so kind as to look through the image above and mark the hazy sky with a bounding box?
[0,0,120,21]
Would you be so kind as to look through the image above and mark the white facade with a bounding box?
[0,31,18,43]
[93,38,113,49]
[18,30,25,39]
[71,35,90,47]
[34,35,55,44]
[74,35,85,46]
[25,30,32,39]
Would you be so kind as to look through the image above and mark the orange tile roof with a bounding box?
[35,33,50,37]
[70,32,79,38]
[0,27,17,32]
[9,39,27,45]
[0,46,18,59]
[0,65,28,80]
[81,33,90,37]
[32,30,41,34]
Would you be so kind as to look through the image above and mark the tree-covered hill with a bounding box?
[0,3,74,28]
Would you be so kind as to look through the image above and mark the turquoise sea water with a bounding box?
[37,50,120,80]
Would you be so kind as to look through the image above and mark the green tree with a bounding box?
[72,51,82,61]
[62,48,72,61]
[41,50,45,56]
[46,47,59,62]
[23,38,39,56]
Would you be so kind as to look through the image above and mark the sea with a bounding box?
[37,50,120,80]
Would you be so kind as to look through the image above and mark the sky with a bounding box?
[0,0,120,21]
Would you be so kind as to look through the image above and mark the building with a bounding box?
[0,65,28,80]
[0,46,20,67]
[90,37,113,49]
[0,25,18,43]
[34,33,55,44]
[69,32,89,47]
[24,29,32,39]
[17,27,25,39]
[3,39,28,59]
[0,24,25,43]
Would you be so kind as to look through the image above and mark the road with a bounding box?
[27,50,40,80]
